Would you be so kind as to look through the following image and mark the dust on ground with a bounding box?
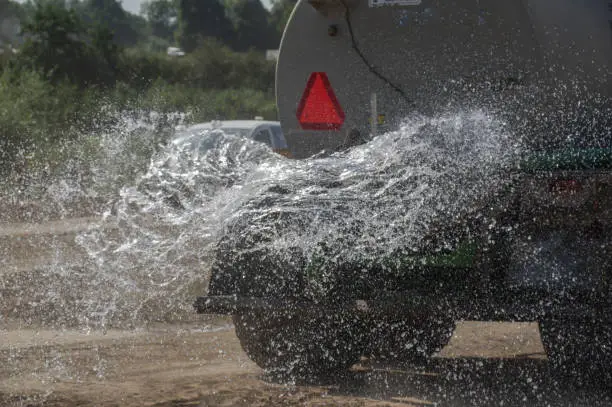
[1,218,611,407]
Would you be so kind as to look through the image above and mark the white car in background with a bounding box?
[175,120,292,158]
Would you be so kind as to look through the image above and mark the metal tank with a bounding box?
[276,0,612,158]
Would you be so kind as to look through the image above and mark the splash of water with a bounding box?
[68,109,517,327]
[0,110,185,222]
[0,109,519,329]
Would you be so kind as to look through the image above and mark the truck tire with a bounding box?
[233,311,366,382]
[539,319,612,385]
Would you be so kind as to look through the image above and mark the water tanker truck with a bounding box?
[195,0,612,381]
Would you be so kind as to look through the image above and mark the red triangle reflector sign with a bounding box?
[296,72,345,130]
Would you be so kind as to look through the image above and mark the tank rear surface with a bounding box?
[276,0,612,158]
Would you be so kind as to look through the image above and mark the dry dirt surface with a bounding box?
[1,321,612,407]
[1,218,612,407]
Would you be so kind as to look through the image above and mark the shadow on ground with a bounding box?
[327,358,612,406]
[147,358,612,407]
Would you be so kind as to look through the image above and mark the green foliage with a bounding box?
[15,0,285,54]
[14,0,119,86]
[117,39,275,91]
[224,0,278,51]
[17,0,85,77]
[0,69,87,173]
[268,0,296,37]
[137,35,172,53]
[0,68,275,181]
[140,0,177,42]
[141,80,277,121]
[0,62,276,175]
[78,0,143,46]
[181,40,275,90]
[0,0,11,14]
[1,0,27,22]
[0,0,279,178]
[176,0,233,52]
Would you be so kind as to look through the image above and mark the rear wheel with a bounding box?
[233,311,366,382]
[539,319,612,386]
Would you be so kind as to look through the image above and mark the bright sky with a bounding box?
[119,0,143,14]
[14,0,273,16]
[120,0,273,14]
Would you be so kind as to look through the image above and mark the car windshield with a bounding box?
[172,126,256,153]
[218,128,252,138]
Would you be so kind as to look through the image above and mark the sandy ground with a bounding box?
[1,218,611,407]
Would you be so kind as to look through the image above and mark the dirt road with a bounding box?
[1,321,611,407]
[1,218,611,406]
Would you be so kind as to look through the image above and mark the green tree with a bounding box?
[80,0,141,46]
[176,0,233,52]
[141,0,177,42]
[224,0,275,51]
[16,0,118,86]
[0,0,24,46]
[0,0,19,18]
[89,20,120,81]
[17,0,88,79]
[1,0,27,19]
[268,0,296,39]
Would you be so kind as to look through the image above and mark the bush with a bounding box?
[0,69,276,179]
[117,39,275,92]
[139,79,277,121]
[0,34,277,182]
[0,69,82,173]
[14,0,120,88]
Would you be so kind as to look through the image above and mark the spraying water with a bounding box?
[1,109,517,329]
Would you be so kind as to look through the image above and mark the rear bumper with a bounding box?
[194,293,452,317]
[194,295,378,315]
[194,290,612,322]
